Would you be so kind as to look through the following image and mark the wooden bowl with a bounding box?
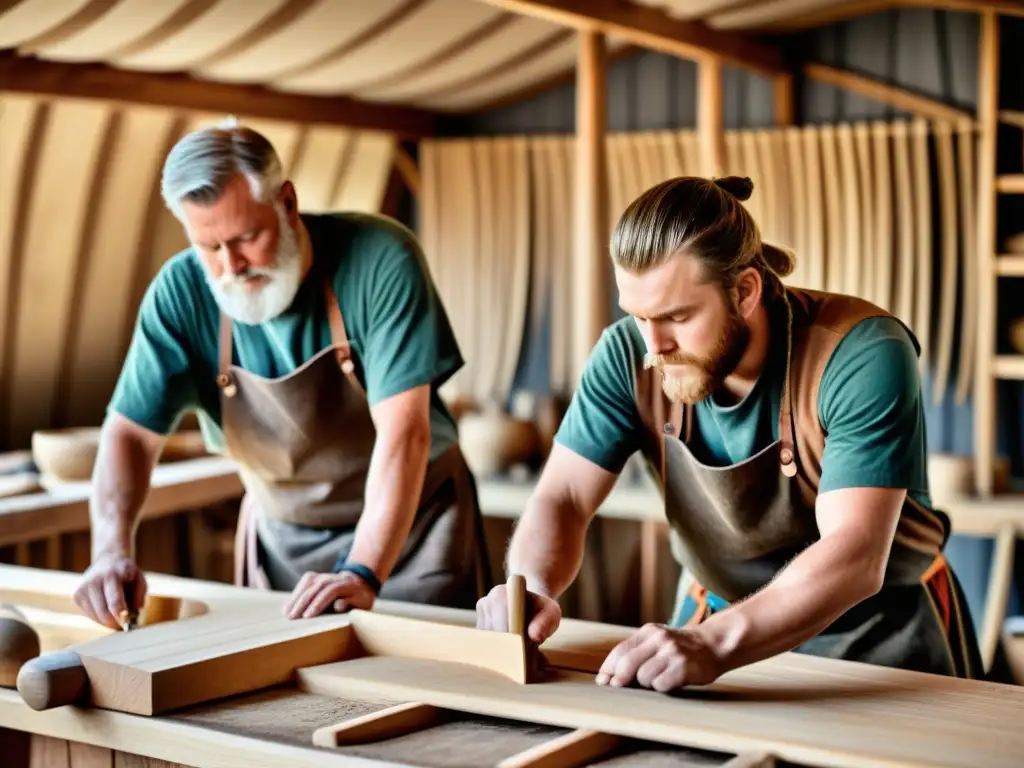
[31,428,101,482]
[458,410,540,477]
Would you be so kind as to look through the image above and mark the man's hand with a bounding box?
[475,581,562,644]
[73,555,147,630]
[284,571,376,619]
[596,623,723,692]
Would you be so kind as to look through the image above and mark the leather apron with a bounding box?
[217,276,490,608]
[657,296,983,680]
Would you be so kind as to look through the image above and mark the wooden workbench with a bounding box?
[1,565,1023,768]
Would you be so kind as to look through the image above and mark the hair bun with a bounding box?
[713,176,754,202]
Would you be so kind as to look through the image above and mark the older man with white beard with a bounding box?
[73,120,488,628]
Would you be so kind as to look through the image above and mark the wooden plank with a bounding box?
[497,727,621,767]
[804,64,974,123]
[0,457,242,547]
[296,653,1024,768]
[468,0,784,75]
[0,52,436,139]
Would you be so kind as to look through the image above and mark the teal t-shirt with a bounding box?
[109,212,463,462]
[554,306,932,507]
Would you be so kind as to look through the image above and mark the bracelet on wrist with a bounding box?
[332,559,382,595]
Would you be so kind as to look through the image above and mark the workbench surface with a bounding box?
[0,566,1022,768]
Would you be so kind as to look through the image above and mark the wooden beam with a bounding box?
[468,0,784,75]
[804,63,974,123]
[699,57,725,177]
[0,53,437,139]
[392,145,421,198]
[774,72,795,126]
[743,0,1024,32]
[572,31,611,388]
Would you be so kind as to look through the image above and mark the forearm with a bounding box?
[507,492,589,600]
[698,534,885,672]
[347,422,431,581]
[89,418,159,561]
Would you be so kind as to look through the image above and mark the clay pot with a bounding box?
[31,427,101,482]
[458,409,540,478]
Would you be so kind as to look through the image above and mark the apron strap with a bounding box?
[217,312,237,397]
[322,278,366,396]
[777,295,797,478]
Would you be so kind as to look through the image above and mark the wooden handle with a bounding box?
[16,649,89,710]
[506,574,526,638]
[0,605,41,687]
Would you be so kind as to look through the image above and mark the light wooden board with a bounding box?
[297,653,1024,768]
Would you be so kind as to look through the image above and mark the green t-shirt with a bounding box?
[109,212,463,462]
[554,307,932,507]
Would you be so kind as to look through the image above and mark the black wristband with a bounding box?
[332,560,381,594]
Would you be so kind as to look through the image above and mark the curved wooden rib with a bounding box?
[871,122,893,311]
[497,138,531,404]
[358,16,554,103]
[274,0,503,95]
[755,130,781,246]
[332,131,395,213]
[723,131,741,177]
[679,131,700,177]
[527,139,552,346]
[26,0,200,62]
[288,126,352,211]
[114,0,293,72]
[0,95,43,447]
[605,134,627,232]
[801,126,825,291]
[14,0,123,54]
[8,101,112,449]
[657,130,685,179]
[853,123,873,302]
[418,140,442,292]
[60,106,181,429]
[891,121,916,328]
[471,140,496,404]
[954,120,977,405]
[836,124,861,298]
[911,119,933,368]
[548,138,573,397]
[435,142,462,402]
[740,131,764,226]
[784,127,808,287]
[193,0,411,83]
[0,0,93,49]
[931,121,958,407]
[819,125,843,294]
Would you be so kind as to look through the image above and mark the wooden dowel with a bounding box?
[311,702,445,748]
[498,728,622,768]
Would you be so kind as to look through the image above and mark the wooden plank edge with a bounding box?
[0,689,399,768]
[497,728,622,768]
[312,702,447,747]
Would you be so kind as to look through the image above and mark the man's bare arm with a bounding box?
[698,486,904,672]
[506,443,621,599]
[345,383,433,582]
[74,412,164,628]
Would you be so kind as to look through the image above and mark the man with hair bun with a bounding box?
[476,175,982,690]
[74,118,489,626]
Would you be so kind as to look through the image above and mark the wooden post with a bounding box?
[774,73,795,126]
[572,30,610,387]
[974,10,999,497]
[699,57,725,177]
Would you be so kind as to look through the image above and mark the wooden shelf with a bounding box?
[993,354,1024,379]
[996,255,1024,276]
[996,174,1024,192]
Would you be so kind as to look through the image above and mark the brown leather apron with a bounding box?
[654,295,983,679]
[218,276,489,608]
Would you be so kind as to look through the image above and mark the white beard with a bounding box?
[201,205,304,325]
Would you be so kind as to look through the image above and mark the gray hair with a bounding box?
[160,116,285,219]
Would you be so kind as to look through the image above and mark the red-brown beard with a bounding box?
[645,303,750,405]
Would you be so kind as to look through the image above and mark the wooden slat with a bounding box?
[498,728,622,768]
[995,174,1024,193]
[0,52,436,138]
[468,0,784,75]
[993,355,1024,380]
[311,702,447,747]
[804,63,974,124]
[995,255,1024,276]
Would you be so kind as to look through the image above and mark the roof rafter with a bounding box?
[0,51,438,138]
[466,0,785,75]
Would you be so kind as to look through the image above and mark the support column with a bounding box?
[698,57,725,178]
[572,30,610,387]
